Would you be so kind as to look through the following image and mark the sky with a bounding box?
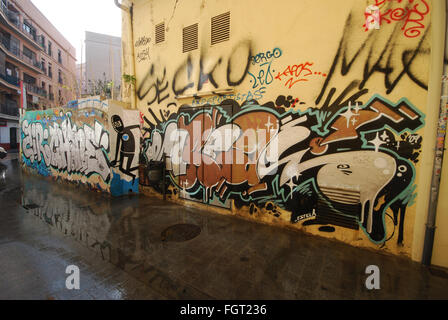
[31,0,122,63]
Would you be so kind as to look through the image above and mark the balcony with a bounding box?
[0,72,19,87]
[0,1,43,51]
[22,20,37,43]
[24,82,47,98]
[21,53,41,69]
[0,2,19,29]
[0,101,19,117]
[0,33,19,56]
[0,33,43,73]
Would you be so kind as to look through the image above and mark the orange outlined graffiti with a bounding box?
[275,62,327,89]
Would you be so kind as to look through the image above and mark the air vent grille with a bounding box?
[155,22,165,44]
[316,187,361,230]
[211,12,230,45]
[183,23,198,53]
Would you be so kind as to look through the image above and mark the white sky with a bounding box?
[30,0,122,63]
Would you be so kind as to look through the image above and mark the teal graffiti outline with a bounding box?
[21,112,111,182]
[143,94,425,245]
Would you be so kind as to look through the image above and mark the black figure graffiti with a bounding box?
[110,115,140,182]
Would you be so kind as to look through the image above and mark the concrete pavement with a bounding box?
[0,158,447,300]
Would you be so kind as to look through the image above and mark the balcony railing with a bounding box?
[0,1,43,50]
[24,82,47,98]
[0,33,43,71]
[0,101,19,117]
[0,34,19,56]
[0,72,19,87]
[21,53,41,69]
[0,2,20,30]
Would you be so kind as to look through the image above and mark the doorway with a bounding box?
[9,127,17,150]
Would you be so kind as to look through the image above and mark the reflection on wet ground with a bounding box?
[1,158,448,299]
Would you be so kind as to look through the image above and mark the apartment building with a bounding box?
[0,0,77,150]
[84,31,121,98]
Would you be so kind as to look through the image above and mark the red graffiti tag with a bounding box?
[364,0,430,38]
[275,62,326,89]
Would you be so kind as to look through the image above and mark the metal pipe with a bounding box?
[114,0,137,108]
[422,101,447,265]
[421,0,448,266]
[163,153,166,201]
[114,0,129,12]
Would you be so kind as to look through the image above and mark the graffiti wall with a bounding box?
[21,98,141,196]
[127,0,435,257]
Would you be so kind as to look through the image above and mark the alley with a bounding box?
[0,158,447,300]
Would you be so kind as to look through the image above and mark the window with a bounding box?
[58,49,62,64]
[48,41,52,56]
[23,23,32,34]
[155,22,165,44]
[5,62,19,79]
[41,58,45,72]
[9,36,19,56]
[211,12,230,45]
[182,23,198,53]
[22,46,35,60]
[23,22,36,40]
[58,69,63,84]
[48,63,52,78]
[1,0,7,12]
[23,73,36,85]
[49,85,53,101]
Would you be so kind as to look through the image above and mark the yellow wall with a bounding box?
[431,0,448,269]
[125,0,445,261]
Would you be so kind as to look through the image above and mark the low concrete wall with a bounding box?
[20,98,141,196]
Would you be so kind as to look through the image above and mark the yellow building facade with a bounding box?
[120,0,448,268]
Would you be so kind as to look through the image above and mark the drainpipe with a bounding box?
[422,97,448,266]
[114,0,137,109]
[422,0,448,266]
[114,0,129,12]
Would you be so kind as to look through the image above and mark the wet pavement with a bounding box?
[1,157,448,300]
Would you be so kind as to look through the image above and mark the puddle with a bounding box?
[161,224,201,242]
